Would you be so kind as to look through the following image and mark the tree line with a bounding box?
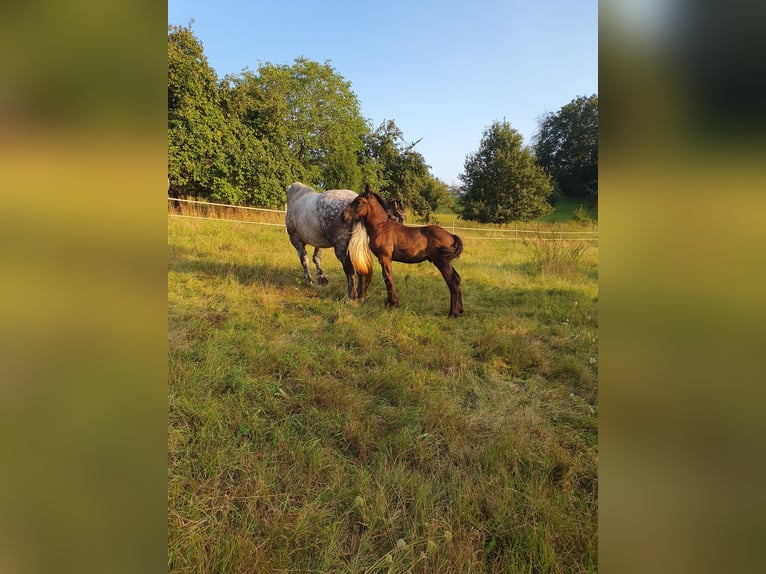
[169,23,597,223]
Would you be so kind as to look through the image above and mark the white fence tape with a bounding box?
[167,213,286,227]
[168,197,598,241]
[169,197,286,213]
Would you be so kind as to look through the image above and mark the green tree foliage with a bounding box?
[167,24,463,214]
[534,94,598,203]
[359,120,399,191]
[168,25,380,207]
[252,57,368,191]
[169,25,305,207]
[220,72,300,207]
[459,121,553,223]
[362,120,444,218]
[168,24,233,200]
[168,27,368,206]
[420,177,452,215]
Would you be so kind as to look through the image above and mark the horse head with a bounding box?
[388,199,406,223]
[341,193,368,223]
[343,185,405,224]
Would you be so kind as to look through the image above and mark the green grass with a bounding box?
[168,212,598,573]
[537,196,598,224]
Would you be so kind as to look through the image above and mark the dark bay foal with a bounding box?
[342,186,464,317]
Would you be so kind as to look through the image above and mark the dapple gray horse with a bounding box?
[285,182,404,301]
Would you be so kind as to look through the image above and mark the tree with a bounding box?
[420,177,452,215]
[167,27,448,211]
[220,72,300,207]
[253,57,368,190]
[534,94,598,203]
[459,121,553,223]
[362,120,443,218]
[167,24,233,200]
[168,28,366,207]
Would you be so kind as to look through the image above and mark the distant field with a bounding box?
[537,197,598,224]
[168,207,598,573]
[411,197,597,228]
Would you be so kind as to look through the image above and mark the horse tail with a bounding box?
[437,233,463,261]
[348,221,374,275]
[451,234,464,259]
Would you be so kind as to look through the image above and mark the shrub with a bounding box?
[524,228,588,276]
[572,204,591,224]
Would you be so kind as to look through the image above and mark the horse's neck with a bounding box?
[364,202,390,228]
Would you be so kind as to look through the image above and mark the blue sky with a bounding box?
[168,0,597,186]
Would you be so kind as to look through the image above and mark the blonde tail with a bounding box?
[348,221,373,275]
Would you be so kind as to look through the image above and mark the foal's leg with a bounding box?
[379,258,399,308]
[356,270,372,300]
[313,247,329,284]
[435,260,463,317]
[452,267,464,314]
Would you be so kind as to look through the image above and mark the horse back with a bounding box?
[377,223,433,263]
[286,182,314,204]
[286,183,356,248]
[286,183,326,245]
[392,224,461,262]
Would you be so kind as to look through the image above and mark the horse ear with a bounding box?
[364,183,371,195]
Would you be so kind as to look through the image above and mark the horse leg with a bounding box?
[333,244,357,301]
[289,235,313,282]
[379,258,399,309]
[341,242,372,300]
[452,267,464,314]
[313,247,329,284]
[356,270,372,300]
[435,260,463,317]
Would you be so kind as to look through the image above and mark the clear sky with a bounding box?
[168,0,597,186]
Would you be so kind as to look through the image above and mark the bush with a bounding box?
[524,229,588,276]
[210,178,244,205]
[572,204,591,224]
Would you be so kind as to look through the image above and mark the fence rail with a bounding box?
[168,197,598,242]
[168,197,287,213]
[168,213,286,227]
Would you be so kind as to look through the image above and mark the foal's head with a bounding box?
[341,193,370,223]
[342,185,400,224]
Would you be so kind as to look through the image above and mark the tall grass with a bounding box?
[168,205,598,573]
[523,228,593,277]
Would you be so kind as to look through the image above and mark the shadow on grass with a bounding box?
[171,253,296,287]
[169,246,371,304]
[169,243,597,323]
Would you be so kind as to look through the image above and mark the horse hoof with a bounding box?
[317,276,329,285]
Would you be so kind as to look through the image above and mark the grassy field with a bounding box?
[168,206,598,572]
[537,197,598,224]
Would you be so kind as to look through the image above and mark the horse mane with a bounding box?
[369,190,388,211]
[348,220,373,275]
